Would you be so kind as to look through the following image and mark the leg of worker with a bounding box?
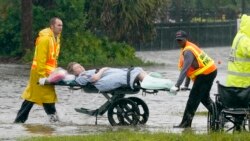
[174,76,205,128]
[14,100,34,123]
[200,70,217,113]
[43,103,59,122]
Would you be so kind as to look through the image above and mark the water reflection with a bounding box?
[24,124,55,135]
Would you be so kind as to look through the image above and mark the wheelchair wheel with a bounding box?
[207,103,218,132]
[241,116,250,131]
[107,98,139,126]
[247,117,250,131]
[128,97,149,124]
[236,114,250,132]
[218,112,226,132]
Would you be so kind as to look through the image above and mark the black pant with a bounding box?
[180,70,217,127]
[14,100,56,123]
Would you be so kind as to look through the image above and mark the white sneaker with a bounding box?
[48,114,59,123]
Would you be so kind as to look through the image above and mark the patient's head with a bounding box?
[67,62,85,76]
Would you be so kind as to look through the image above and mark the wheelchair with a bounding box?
[208,81,250,132]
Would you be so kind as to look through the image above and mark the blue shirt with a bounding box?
[75,67,143,92]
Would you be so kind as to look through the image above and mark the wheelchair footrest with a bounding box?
[75,108,98,116]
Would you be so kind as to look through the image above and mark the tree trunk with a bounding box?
[21,0,33,55]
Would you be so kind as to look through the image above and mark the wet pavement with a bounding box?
[0,47,230,140]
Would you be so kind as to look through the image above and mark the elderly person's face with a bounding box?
[72,63,85,75]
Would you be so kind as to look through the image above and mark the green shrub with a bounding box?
[59,31,144,68]
[0,0,147,67]
[0,0,21,57]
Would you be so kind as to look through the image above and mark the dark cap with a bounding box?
[175,30,187,41]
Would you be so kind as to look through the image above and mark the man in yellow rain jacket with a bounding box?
[227,14,250,88]
[170,30,217,128]
[226,14,250,130]
[14,17,63,123]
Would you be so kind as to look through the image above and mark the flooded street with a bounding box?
[0,47,230,140]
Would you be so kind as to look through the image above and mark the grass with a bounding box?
[19,129,250,141]
[175,111,208,116]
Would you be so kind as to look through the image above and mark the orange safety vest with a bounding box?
[31,28,60,75]
[178,41,216,80]
[178,48,184,70]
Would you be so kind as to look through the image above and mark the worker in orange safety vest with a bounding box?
[170,30,217,128]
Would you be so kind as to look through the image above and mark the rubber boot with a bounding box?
[48,114,59,123]
[14,100,34,123]
[173,107,193,128]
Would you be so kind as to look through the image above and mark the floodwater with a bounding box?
[0,47,230,140]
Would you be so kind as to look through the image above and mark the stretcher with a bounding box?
[53,80,171,126]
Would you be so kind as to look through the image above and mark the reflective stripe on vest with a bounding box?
[180,42,216,80]
[227,34,250,77]
[227,71,250,77]
[228,35,245,62]
[31,34,60,74]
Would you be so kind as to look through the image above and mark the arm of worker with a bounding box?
[241,37,250,58]
[176,51,194,87]
[36,38,50,85]
[170,51,194,93]
[36,37,50,77]
[181,77,191,91]
[91,67,109,82]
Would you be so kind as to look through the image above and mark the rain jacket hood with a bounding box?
[39,28,53,37]
[239,14,250,37]
[39,28,61,38]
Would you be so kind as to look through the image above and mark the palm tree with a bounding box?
[86,0,169,44]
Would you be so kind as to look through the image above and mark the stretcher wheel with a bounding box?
[108,98,139,126]
[128,97,149,124]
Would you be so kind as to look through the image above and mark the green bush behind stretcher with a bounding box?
[59,33,152,68]
[20,129,250,141]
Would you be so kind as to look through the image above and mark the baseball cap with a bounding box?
[175,30,187,41]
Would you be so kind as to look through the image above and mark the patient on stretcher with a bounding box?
[66,62,174,92]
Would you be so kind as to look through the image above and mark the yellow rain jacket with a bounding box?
[226,14,250,87]
[21,28,61,105]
